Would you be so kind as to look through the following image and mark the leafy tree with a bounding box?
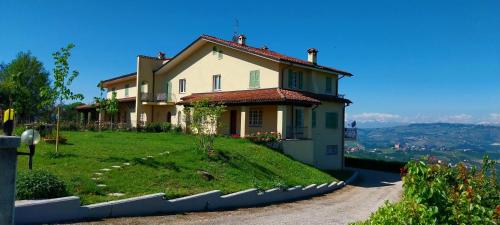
[0,52,51,122]
[106,92,119,130]
[42,44,83,152]
[187,99,226,155]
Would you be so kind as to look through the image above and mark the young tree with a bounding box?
[106,92,119,130]
[188,99,226,155]
[42,44,83,152]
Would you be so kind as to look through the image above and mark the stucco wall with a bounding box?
[106,80,137,99]
[279,65,339,95]
[219,105,278,136]
[154,43,281,102]
[282,139,315,165]
[311,102,345,170]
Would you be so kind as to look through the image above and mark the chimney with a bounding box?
[307,48,318,64]
[237,34,247,45]
[157,52,166,60]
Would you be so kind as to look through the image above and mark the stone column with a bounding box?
[240,106,248,137]
[0,136,21,225]
[277,105,287,139]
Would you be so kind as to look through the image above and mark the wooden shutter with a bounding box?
[249,71,255,88]
[167,81,172,101]
[298,72,303,89]
[254,70,260,88]
[312,111,316,128]
[325,112,339,129]
[288,70,293,88]
[326,77,332,93]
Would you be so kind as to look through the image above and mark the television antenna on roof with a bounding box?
[232,19,240,42]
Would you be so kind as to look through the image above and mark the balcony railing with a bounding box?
[140,92,174,103]
[286,126,309,139]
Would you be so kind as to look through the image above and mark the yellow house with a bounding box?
[77,34,353,170]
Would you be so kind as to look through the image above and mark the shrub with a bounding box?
[16,170,68,200]
[144,122,171,132]
[354,156,499,225]
[246,131,280,144]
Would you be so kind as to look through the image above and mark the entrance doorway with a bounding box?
[230,110,237,135]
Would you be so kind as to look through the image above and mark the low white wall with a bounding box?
[282,139,315,165]
[14,172,358,225]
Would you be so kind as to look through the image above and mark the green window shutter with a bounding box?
[254,70,260,88]
[312,111,316,128]
[325,112,339,129]
[249,71,255,88]
[125,84,129,97]
[167,81,172,101]
[288,70,293,88]
[298,72,303,89]
[326,77,332,93]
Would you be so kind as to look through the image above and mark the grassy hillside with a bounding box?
[16,131,343,204]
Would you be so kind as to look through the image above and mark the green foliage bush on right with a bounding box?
[354,156,499,225]
[16,170,68,200]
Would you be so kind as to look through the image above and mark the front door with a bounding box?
[230,110,237,135]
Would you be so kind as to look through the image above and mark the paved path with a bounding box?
[72,169,402,225]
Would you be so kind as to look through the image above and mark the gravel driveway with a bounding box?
[71,169,402,225]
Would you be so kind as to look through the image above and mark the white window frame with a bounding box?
[248,109,263,127]
[213,74,221,91]
[179,79,186,93]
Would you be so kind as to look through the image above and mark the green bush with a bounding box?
[144,122,171,132]
[354,156,499,225]
[16,170,68,200]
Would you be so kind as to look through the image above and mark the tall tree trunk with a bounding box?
[55,106,60,153]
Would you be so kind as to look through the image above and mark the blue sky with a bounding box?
[1,0,499,125]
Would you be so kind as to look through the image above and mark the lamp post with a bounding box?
[20,129,40,170]
[0,136,21,225]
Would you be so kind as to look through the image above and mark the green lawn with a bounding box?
[16,131,344,204]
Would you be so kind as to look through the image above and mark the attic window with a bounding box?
[212,46,217,55]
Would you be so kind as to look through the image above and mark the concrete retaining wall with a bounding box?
[14,172,358,225]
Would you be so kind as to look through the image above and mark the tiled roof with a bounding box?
[75,97,136,110]
[177,88,349,106]
[100,72,136,85]
[200,35,353,76]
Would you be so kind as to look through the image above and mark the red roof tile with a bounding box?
[201,35,353,76]
[178,88,325,106]
[75,97,136,110]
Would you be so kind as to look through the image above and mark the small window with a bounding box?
[325,77,332,93]
[325,112,339,129]
[179,79,186,93]
[287,70,303,89]
[212,46,218,55]
[326,145,338,155]
[295,109,304,128]
[218,50,223,60]
[141,81,148,93]
[249,109,263,127]
[124,84,129,97]
[111,87,116,93]
[312,111,316,128]
[213,75,221,91]
[249,70,260,89]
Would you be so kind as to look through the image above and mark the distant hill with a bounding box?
[357,123,500,151]
[347,123,500,175]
